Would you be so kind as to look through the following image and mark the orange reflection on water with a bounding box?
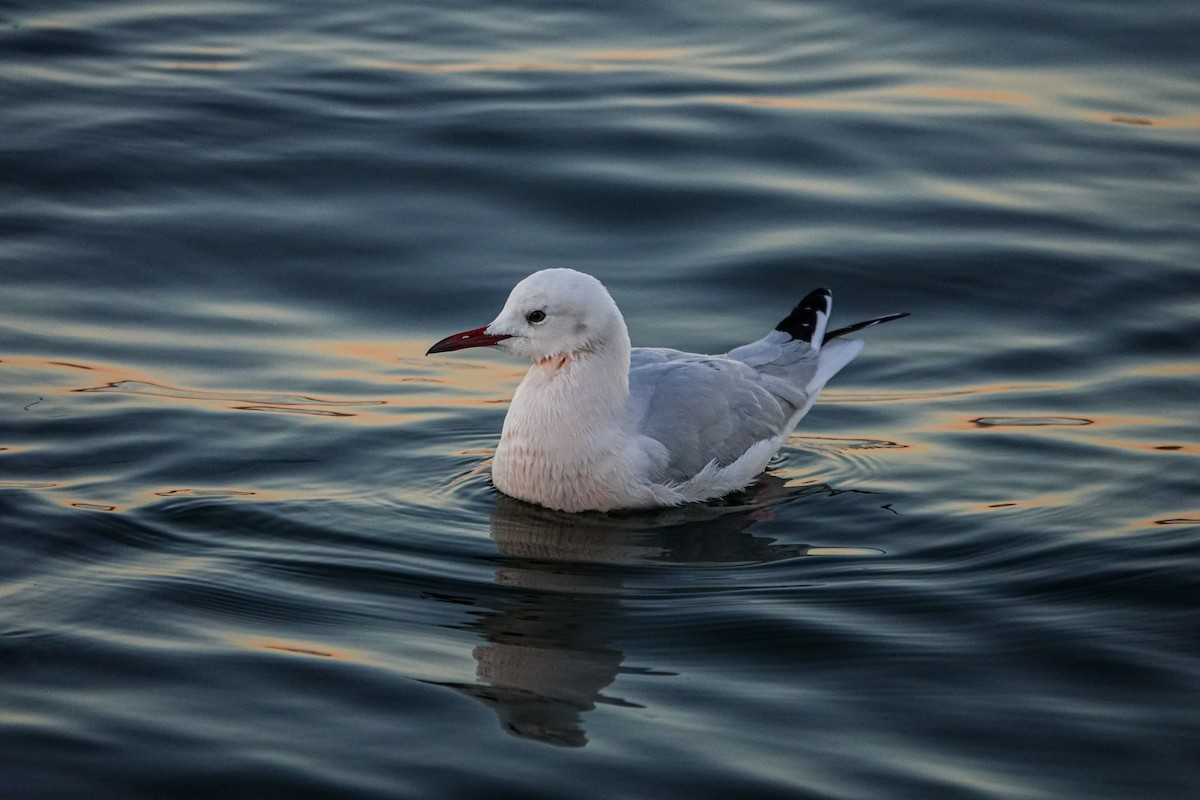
[1129,361,1200,378]
[806,547,885,557]
[322,338,523,401]
[150,60,248,72]
[130,486,308,508]
[224,633,458,680]
[1088,112,1200,129]
[1150,516,1200,527]
[3,338,526,434]
[953,412,1171,432]
[582,49,690,61]
[948,492,1079,517]
[3,354,160,388]
[911,86,1032,106]
[68,501,118,512]
[231,634,357,662]
[1096,440,1199,456]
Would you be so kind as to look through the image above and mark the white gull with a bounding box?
[427,269,906,513]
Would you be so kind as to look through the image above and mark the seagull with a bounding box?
[427,269,906,513]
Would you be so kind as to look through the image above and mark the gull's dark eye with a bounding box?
[526,309,547,324]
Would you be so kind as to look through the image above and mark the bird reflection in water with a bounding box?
[430,476,843,747]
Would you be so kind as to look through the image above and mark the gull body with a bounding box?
[427,269,905,513]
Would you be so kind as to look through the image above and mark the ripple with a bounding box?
[777,434,911,493]
[152,488,257,498]
[971,416,1094,427]
[69,502,118,512]
[805,547,886,557]
[75,380,382,409]
[234,405,356,417]
[797,435,908,451]
[3,0,1198,794]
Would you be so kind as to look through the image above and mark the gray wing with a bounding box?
[628,348,804,483]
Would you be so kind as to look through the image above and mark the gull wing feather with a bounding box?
[627,348,806,482]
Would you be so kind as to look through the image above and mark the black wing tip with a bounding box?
[774,287,831,342]
[823,312,910,343]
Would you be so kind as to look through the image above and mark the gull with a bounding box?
[427,269,906,513]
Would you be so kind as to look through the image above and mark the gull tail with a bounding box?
[824,312,911,342]
[774,287,832,345]
[774,289,909,348]
[772,289,909,394]
[727,288,908,396]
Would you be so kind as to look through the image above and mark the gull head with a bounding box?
[427,268,628,363]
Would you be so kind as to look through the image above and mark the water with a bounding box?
[2,0,1199,797]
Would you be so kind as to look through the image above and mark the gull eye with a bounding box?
[526,309,547,324]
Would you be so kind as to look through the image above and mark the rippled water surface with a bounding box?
[3,1,1199,797]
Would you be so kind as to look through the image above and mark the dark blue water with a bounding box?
[3,1,1199,797]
